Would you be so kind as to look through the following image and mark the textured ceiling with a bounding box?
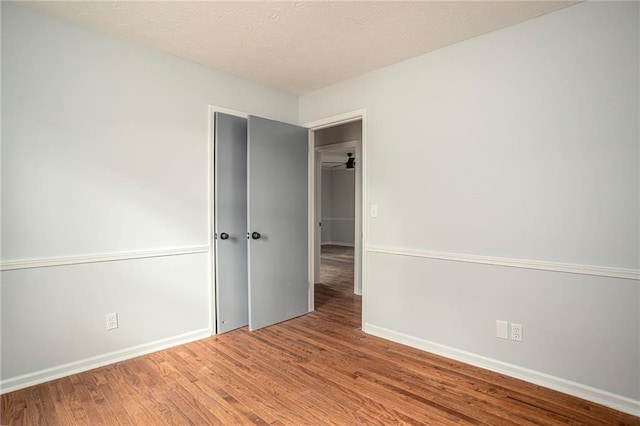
[22,1,577,95]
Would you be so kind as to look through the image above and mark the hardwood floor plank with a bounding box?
[125,358,197,425]
[67,373,106,425]
[257,326,469,425]
[151,353,225,420]
[152,352,237,425]
[291,312,610,426]
[56,376,90,425]
[1,388,26,425]
[375,337,630,425]
[163,348,269,425]
[207,332,360,425]
[170,343,317,425]
[232,332,400,425]
[1,245,638,425]
[107,362,176,424]
[298,355,466,425]
[85,369,134,426]
[23,387,47,426]
[82,368,129,425]
[291,314,580,424]
[276,322,523,425]
[43,380,75,426]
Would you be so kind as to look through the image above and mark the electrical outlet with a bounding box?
[106,312,118,331]
[496,320,509,339]
[511,323,522,342]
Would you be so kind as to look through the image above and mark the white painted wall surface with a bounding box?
[2,254,210,378]
[321,169,355,245]
[321,169,332,243]
[300,1,639,405]
[2,3,296,262]
[1,3,297,390]
[329,170,355,245]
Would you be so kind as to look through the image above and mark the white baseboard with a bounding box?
[364,324,640,418]
[0,328,211,395]
[321,241,355,247]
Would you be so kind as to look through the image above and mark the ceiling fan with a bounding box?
[325,153,355,170]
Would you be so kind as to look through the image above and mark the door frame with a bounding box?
[304,109,367,327]
[208,105,249,335]
[208,106,368,333]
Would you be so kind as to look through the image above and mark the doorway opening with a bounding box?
[317,141,357,308]
[306,114,365,318]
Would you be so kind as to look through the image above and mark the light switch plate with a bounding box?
[496,320,509,339]
[371,204,378,218]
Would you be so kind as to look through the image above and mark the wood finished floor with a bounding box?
[2,245,638,425]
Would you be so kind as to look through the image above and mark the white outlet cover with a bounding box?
[106,312,119,330]
[511,323,523,342]
[496,320,509,339]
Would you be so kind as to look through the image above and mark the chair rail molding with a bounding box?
[1,245,210,271]
[367,246,639,281]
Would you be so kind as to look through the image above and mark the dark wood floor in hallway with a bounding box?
[2,245,638,425]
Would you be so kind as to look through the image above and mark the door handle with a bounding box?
[220,232,229,240]
[251,232,261,240]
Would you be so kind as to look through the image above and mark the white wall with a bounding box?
[300,0,639,408]
[321,169,332,243]
[320,168,355,245]
[1,3,297,390]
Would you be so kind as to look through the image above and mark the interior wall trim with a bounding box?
[364,324,640,417]
[366,246,639,281]
[0,328,211,395]
[0,245,210,271]
[321,241,355,247]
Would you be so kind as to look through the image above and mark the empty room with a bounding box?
[1,1,639,424]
